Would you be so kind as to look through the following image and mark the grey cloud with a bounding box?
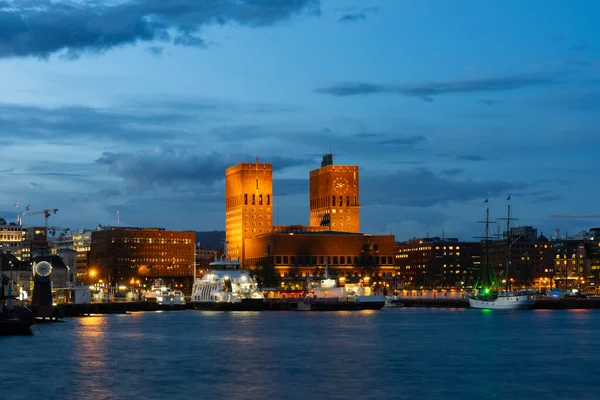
[569,44,589,51]
[457,155,486,162]
[388,161,424,165]
[338,13,367,23]
[0,0,320,59]
[377,135,428,146]
[439,168,463,176]
[95,148,316,192]
[362,168,522,208]
[314,73,556,100]
[0,99,298,146]
[533,194,561,204]
[146,46,165,56]
[273,178,308,197]
[478,99,499,106]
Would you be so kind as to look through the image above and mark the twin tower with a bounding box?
[225,154,361,260]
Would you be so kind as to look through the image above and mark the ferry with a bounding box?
[190,251,265,311]
[142,279,185,306]
[297,261,386,311]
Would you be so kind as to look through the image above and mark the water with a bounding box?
[1,308,599,400]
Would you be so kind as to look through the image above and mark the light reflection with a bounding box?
[71,317,116,399]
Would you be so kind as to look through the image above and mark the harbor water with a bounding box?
[1,308,599,400]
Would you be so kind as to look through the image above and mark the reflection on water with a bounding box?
[2,309,600,400]
[68,317,114,400]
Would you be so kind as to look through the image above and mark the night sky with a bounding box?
[0,0,599,241]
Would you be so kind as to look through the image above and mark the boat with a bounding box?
[157,289,185,306]
[1,255,34,335]
[190,246,265,311]
[384,295,404,308]
[142,279,185,306]
[466,201,536,310]
[295,261,386,311]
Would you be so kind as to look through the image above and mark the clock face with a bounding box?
[34,261,53,277]
[333,177,349,194]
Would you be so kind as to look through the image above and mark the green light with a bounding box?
[484,288,490,294]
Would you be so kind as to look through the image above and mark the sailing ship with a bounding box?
[466,199,535,310]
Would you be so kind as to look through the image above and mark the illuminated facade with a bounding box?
[244,231,395,288]
[309,154,360,233]
[0,224,26,260]
[225,160,273,261]
[395,238,482,289]
[89,227,195,286]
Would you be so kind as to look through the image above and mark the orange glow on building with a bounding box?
[309,153,360,233]
[225,160,273,261]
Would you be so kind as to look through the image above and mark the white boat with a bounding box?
[299,261,386,311]
[157,289,185,306]
[190,250,265,311]
[467,291,535,310]
[467,202,536,310]
[142,279,185,306]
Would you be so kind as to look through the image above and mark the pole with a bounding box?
[193,241,197,282]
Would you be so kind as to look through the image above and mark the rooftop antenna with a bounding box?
[116,210,120,226]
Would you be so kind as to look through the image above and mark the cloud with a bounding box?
[146,46,165,56]
[569,44,589,51]
[338,13,367,23]
[95,147,316,193]
[362,168,522,208]
[273,178,307,197]
[457,155,486,162]
[0,0,320,59]
[439,168,463,176]
[478,99,499,106]
[533,194,561,204]
[314,73,556,100]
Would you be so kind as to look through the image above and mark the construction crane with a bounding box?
[549,215,600,219]
[21,208,59,228]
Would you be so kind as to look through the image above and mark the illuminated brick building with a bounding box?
[488,234,554,290]
[309,154,360,233]
[88,227,195,286]
[244,229,395,288]
[225,160,273,261]
[395,238,482,289]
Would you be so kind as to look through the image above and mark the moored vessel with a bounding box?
[292,261,385,311]
[466,199,536,310]
[190,246,265,311]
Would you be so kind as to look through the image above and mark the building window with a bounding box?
[319,256,324,264]
[340,256,345,264]
[333,256,338,264]
[283,256,289,264]
[332,196,336,206]
[276,256,281,264]
[252,194,256,205]
[266,194,270,205]
[339,196,343,207]
[346,196,350,206]
[244,194,248,205]
[259,194,263,205]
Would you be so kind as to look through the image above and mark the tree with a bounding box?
[354,238,377,279]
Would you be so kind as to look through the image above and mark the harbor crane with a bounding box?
[21,208,59,228]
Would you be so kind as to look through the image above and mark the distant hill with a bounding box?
[195,231,225,249]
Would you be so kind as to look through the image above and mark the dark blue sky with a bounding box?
[0,0,599,241]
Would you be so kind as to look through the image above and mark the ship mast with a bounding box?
[498,195,518,292]
[474,200,496,291]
